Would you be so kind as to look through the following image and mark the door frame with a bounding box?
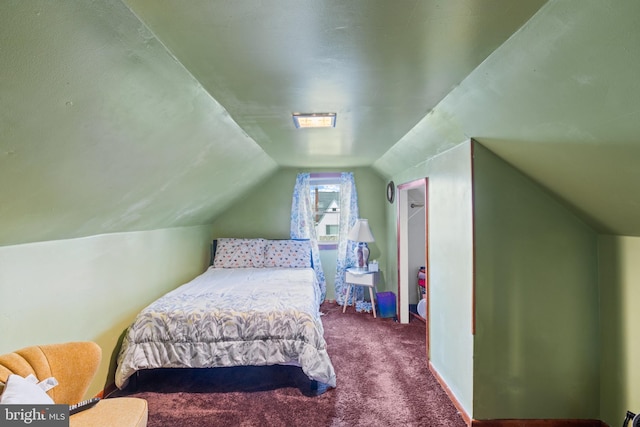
[396,178,429,354]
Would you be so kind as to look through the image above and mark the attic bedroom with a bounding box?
[1,1,640,426]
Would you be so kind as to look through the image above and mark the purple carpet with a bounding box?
[111,302,467,426]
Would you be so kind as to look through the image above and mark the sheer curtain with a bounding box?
[290,173,326,301]
[334,172,370,312]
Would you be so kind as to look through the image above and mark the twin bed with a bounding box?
[114,238,336,391]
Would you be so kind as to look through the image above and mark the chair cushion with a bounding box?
[69,397,148,427]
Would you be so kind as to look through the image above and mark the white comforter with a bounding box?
[115,267,336,389]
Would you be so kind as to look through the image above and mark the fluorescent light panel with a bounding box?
[292,113,336,128]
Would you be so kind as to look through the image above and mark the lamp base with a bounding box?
[354,242,370,270]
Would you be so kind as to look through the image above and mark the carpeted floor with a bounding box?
[111,302,467,426]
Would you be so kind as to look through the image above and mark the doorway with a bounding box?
[397,178,428,341]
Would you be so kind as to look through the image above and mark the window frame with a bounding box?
[310,172,342,251]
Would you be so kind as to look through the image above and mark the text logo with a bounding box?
[0,405,68,426]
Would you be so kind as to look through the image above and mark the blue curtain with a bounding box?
[334,173,371,312]
[290,173,326,301]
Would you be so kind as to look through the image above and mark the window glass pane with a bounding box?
[326,224,339,235]
[310,179,340,246]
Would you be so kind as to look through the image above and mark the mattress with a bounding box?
[115,267,336,389]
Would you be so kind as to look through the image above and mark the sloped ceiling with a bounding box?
[122,0,546,167]
[2,0,639,246]
[0,0,279,246]
[375,1,640,235]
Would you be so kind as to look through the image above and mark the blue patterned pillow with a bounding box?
[213,238,267,268]
[264,240,311,268]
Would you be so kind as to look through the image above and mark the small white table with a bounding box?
[343,268,380,318]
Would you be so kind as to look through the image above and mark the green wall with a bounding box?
[209,167,387,301]
[599,235,640,427]
[386,141,475,415]
[473,143,600,419]
[3,145,634,424]
[0,225,211,398]
[386,140,604,420]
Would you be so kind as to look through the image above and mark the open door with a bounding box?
[397,178,429,355]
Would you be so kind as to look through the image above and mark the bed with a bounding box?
[114,238,336,391]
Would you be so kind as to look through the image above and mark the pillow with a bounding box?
[213,238,267,268]
[0,374,54,404]
[264,239,312,268]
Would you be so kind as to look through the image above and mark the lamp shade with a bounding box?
[348,219,375,243]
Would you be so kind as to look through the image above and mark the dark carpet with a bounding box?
[111,302,467,426]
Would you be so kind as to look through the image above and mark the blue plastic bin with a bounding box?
[376,291,396,318]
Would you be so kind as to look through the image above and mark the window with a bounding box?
[310,173,341,249]
[325,224,339,235]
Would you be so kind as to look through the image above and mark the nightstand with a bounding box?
[343,268,380,318]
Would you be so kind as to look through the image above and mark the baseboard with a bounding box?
[427,361,607,427]
[471,420,606,427]
[428,361,472,426]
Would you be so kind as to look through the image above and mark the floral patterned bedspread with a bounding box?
[115,267,336,389]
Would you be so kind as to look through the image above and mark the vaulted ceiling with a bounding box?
[123,0,546,167]
[2,0,639,246]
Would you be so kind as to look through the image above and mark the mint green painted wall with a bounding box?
[209,167,387,301]
[473,143,599,419]
[386,141,474,416]
[599,235,640,427]
[0,225,211,398]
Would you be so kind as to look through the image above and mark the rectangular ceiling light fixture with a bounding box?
[292,113,336,129]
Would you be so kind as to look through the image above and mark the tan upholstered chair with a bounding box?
[0,342,147,427]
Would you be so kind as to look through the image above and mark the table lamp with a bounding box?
[348,219,375,270]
